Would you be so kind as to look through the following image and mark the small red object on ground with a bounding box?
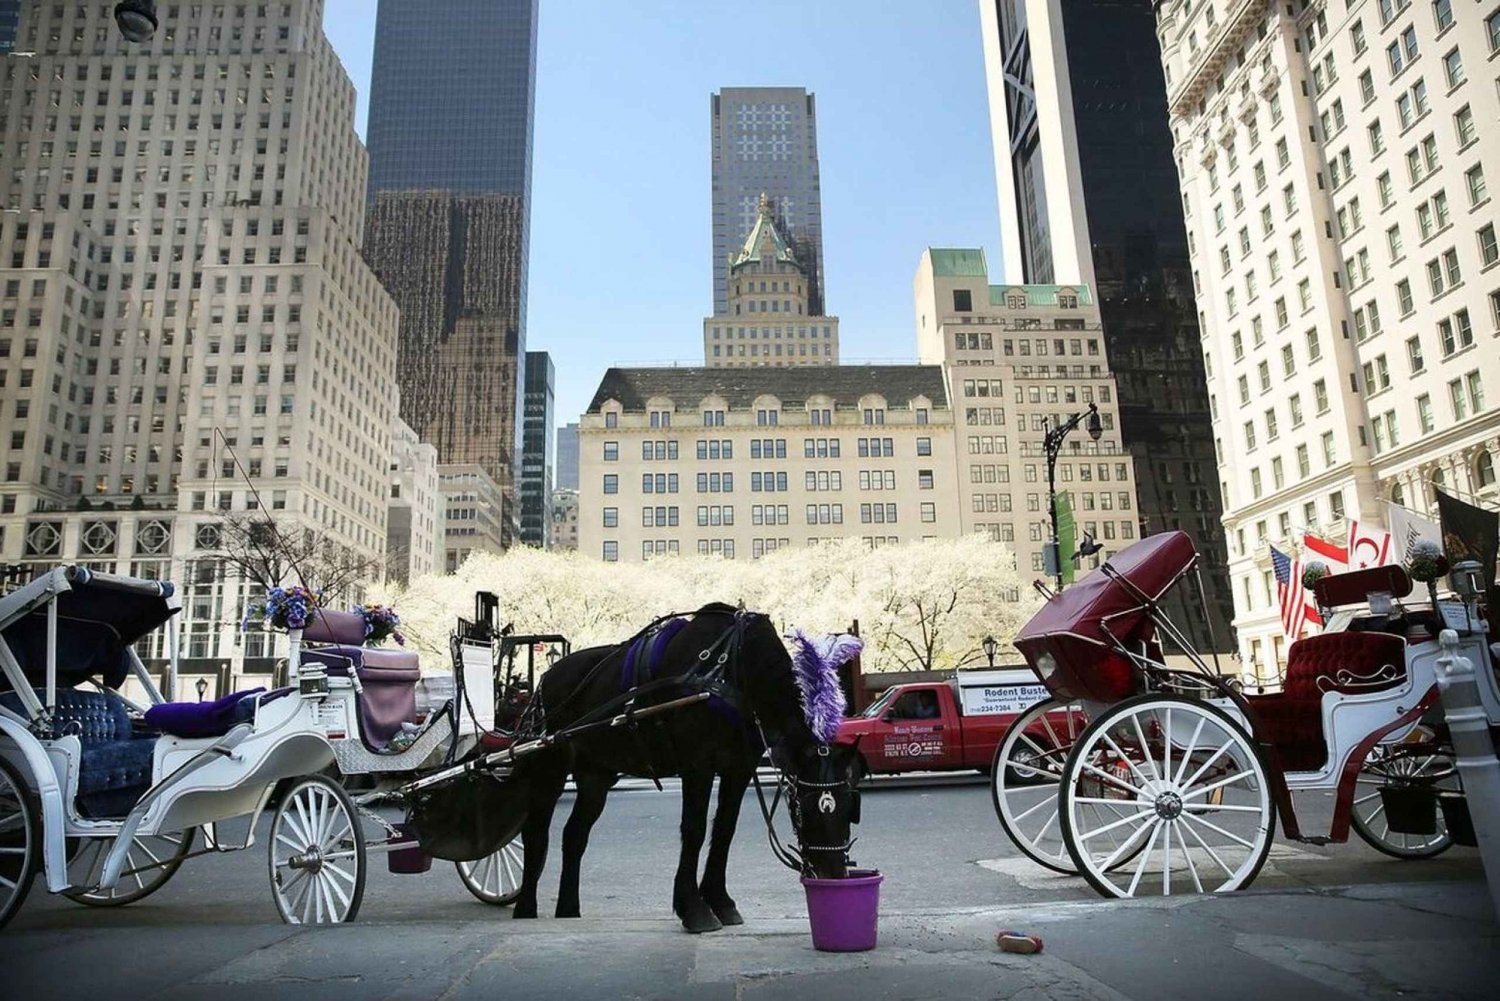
[996,929,1044,954]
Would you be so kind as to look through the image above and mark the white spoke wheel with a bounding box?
[268,775,366,925]
[992,698,1090,873]
[1059,695,1275,898]
[65,828,196,906]
[0,757,41,931]
[456,836,524,906]
[1350,740,1457,860]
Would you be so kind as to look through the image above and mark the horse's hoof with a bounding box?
[555,906,581,919]
[513,902,538,919]
[681,907,723,934]
[710,902,743,926]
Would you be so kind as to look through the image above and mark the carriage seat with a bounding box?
[302,645,422,751]
[0,688,155,819]
[1244,631,1407,772]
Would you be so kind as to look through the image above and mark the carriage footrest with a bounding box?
[1293,836,1335,846]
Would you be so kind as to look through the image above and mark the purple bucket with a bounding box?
[387,822,432,875]
[800,868,883,952]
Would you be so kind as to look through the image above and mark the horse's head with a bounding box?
[775,738,865,879]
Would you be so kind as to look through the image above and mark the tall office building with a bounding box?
[363,0,538,552]
[0,1,20,53]
[1153,1,1499,680]
[556,422,580,491]
[914,249,1141,582]
[980,0,1235,651]
[520,349,554,546]
[711,87,826,316]
[0,1,399,690]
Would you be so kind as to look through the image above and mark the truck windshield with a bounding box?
[861,689,897,718]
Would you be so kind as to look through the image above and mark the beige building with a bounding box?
[440,463,507,572]
[579,366,962,561]
[549,487,579,551]
[0,1,397,688]
[387,416,441,583]
[1154,0,1500,680]
[914,249,1143,579]
[703,193,839,367]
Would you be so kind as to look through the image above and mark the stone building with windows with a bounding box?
[913,248,1143,582]
[1153,0,1500,680]
[578,366,962,562]
[439,463,508,572]
[0,1,398,693]
[703,192,839,367]
[387,416,441,584]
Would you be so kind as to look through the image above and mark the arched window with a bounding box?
[1477,450,1497,489]
[1390,481,1405,506]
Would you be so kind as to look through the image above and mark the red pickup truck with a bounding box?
[835,669,1050,775]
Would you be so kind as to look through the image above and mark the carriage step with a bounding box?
[1296,836,1335,846]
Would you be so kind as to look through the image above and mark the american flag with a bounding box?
[1271,545,1315,639]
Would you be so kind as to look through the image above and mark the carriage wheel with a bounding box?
[992,698,1088,873]
[455,835,524,906]
[268,775,366,924]
[64,828,196,906]
[0,757,41,931]
[1059,695,1275,898]
[1350,738,1457,860]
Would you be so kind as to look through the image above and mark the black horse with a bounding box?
[510,604,864,932]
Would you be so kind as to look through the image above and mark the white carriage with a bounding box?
[0,566,527,928]
[990,531,1498,898]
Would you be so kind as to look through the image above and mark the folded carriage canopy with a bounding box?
[1013,530,1198,702]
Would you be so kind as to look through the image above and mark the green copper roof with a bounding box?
[927,247,990,277]
[730,193,798,271]
[988,284,1094,307]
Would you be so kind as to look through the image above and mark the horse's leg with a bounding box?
[698,765,751,926]
[673,769,721,933]
[556,767,614,918]
[513,752,568,919]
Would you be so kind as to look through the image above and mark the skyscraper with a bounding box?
[980,0,1234,651]
[0,0,398,686]
[0,1,20,53]
[556,423,580,491]
[520,350,554,547]
[363,0,539,552]
[1152,1,1499,680]
[711,87,825,316]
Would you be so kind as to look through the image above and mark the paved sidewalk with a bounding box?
[9,880,1496,1000]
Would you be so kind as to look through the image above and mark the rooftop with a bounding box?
[587,365,949,413]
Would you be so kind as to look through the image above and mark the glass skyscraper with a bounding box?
[981,0,1235,650]
[710,87,825,316]
[366,0,537,199]
[363,0,539,553]
[0,1,22,52]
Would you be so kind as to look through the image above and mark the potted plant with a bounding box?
[356,604,406,647]
[1405,540,1449,607]
[243,585,321,631]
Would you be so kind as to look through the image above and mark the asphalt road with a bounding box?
[9,776,1484,931]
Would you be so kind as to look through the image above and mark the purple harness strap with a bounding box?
[621,616,690,691]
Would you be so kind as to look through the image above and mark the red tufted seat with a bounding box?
[1244,631,1407,772]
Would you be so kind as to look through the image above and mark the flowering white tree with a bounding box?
[372,535,1037,674]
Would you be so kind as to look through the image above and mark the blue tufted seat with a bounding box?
[0,688,157,818]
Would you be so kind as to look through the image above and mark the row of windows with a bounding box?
[599,436,932,461]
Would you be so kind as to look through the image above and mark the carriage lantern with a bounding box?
[114,1,158,41]
[982,635,998,668]
[195,677,208,702]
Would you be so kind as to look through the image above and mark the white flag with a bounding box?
[1385,501,1441,564]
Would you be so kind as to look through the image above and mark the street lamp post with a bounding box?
[195,676,209,702]
[1042,403,1103,593]
[982,635,998,669]
[114,1,159,41]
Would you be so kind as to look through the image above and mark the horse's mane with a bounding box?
[785,628,861,744]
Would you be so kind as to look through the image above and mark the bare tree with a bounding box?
[214,513,380,605]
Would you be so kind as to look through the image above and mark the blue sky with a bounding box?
[323,1,1003,423]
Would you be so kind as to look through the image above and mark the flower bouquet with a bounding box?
[357,604,405,647]
[244,585,321,631]
[1405,540,1449,584]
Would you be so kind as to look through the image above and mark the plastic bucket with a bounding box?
[1378,785,1437,835]
[801,869,883,952]
[387,822,433,875]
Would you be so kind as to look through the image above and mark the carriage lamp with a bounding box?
[114,1,158,41]
[1043,402,1104,594]
[982,635,998,668]
[546,644,561,668]
[195,676,208,702]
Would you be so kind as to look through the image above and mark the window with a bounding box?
[1396,278,1414,315]
[1407,335,1425,372]
[1322,431,1337,466]
[1449,377,1469,419]
[1466,166,1488,207]
[1455,105,1476,147]
[1480,225,1498,267]
[602,508,618,528]
[602,441,618,461]
[1314,379,1329,414]
[1433,0,1453,32]
[1439,308,1474,355]
[1417,393,1435,432]
[1442,48,1464,88]
[953,289,972,312]
[1387,224,1404,262]
[1489,8,1500,52]
[920,502,936,524]
[916,437,932,457]
[603,474,618,495]
[1377,171,1394,208]
[602,542,618,562]
[1426,248,1461,295]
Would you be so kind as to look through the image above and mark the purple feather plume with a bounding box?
[786,628,862,744]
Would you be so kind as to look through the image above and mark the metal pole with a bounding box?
[1436,630,1500,918]
[1047,435,1062,593]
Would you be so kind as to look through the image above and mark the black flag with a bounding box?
[1435,488,1498,622]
